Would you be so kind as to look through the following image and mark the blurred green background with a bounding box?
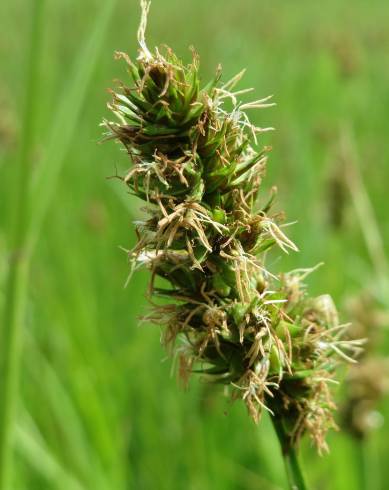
[1,0,389,488]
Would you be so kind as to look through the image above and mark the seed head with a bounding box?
[340,292,389,439]
[103,1,362,453]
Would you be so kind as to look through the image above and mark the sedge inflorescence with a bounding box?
[103,0,363,453]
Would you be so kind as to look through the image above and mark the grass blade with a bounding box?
[16,414,86,490]
[0,2,117,487]
[0,2,45,487]
[340,125,389,300]
[27,0,117,251]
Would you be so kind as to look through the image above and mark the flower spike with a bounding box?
[102,0,361,456]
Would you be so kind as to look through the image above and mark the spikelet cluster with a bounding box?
[102,0,363,453]
[341,293,389,439]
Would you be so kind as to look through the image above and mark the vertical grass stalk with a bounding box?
[340,125,389,299]
[272,417,307,490]
[0,1,45,487]
[1,1,118,486]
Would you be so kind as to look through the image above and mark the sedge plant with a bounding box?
[102,2,363,488]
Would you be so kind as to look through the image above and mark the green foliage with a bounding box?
[1,0,388,489]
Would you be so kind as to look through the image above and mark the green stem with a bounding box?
[272,416,308,490]
[0,1,45,487]
[353,435,380,490]
[354,438,367,490]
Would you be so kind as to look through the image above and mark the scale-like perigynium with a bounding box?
[103,0,363,453]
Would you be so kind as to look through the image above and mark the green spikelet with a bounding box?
[102,0,363,454]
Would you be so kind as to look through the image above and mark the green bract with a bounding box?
[103,0,363,453]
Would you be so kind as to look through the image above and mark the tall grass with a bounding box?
[0,2,45,486]
[1,1,388,488]
[0,1,117,487]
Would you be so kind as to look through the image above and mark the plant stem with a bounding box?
[272,416,308,490]
[340,125,389,300]
[354,438,367,490]
[0,1,45,487]
[353,435,380,490]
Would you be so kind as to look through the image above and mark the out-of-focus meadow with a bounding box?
[1,0,389,488]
